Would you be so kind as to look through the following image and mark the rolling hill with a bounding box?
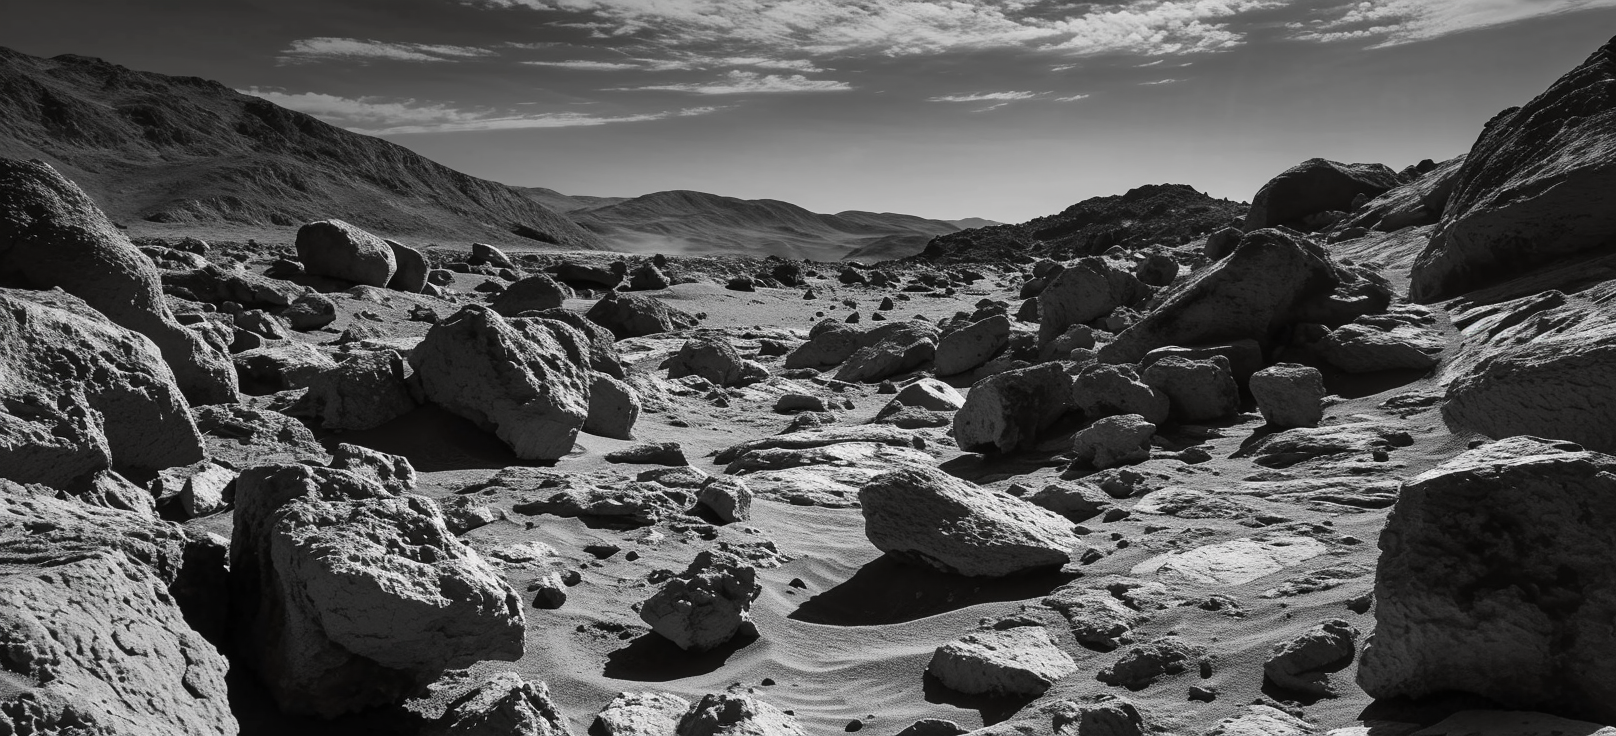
[0,47,601,249]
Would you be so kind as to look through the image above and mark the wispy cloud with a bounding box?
[929,91,1041,103]
[1042,0,1281,55]
[617,70,851,94]
[239,88,720,134]
[1140,78,1181,85]
[280,37,494,63]
[523,55,825,72]
[524,59,643,70]
[1054,93,1092,102]
[1292,0,1616,46]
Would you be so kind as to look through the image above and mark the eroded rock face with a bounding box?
[661,337,765,387]
[936,314,1010,376]
[1244,158,1400,231]
[413,305,594,460]
[860,466,1080,577]
[1344,155,1466,233]
[0,158,237,404]
[0,288,204,490]
[835,321,940,383]
[928,626,1078,697]
[1359,437,1616,722]
[385,239,429,293]
[1038,258,1152,345]
[1071,414,1156,470]
[0,480,237,736]
[586,291,698,339]
[954,362,1074,453]
[639,550,760,651]
[1410,38,1616,301]
[295,219,397,288]
[1444,318,1616,454]
[230,464,524,717]
[676,694,806,736]
[292,349,419,431]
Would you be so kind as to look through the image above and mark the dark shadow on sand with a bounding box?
[922,671,1036,727]
[313,404,548,472]
[603,629,759,682]
[788,553,1078,627]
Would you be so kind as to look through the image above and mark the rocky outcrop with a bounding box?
[1359,437,1616,722]
[0,480,237,735]
[1038,257,1152,345]
[639,550,760,651]
[860,466,1081,577]
[928,626,1077,697]
[1244,158,1400,231]
[585,291,698,339]
[0,158,237,404]
[0,288,204,490]
[295,219,397,288]
[1410,38,1616,301]
[230,464,523,716]
[1099,229,1391,364]
[1343,156,1466,233]
[954,362,1073,453]
[1317,307,1444,373]
[412,305,594,461]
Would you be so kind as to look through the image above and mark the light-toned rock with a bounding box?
[412,305,594,460]
[784,319,863,369]
[697,477,752,523]
[1204,706,1316,736]
[423,672,571,736]
[893,378,966,411]
[677,693,806,736]
[954,362,1073,453]
[1250,364,1325,428]
[1318,308,1444,373]
[715,424,924,464]
[234,342,338,394]
[1072,414,1156,469]
[639,550,759,651]
[329,442,417,493]
[936,314,1010,375]
[928,626,1078,697]
[1042,584,1143,651]
[860,466,1081,577]
[594,692,691,736]
[585,373,640,440]
[1133,536,1328,587]
[180,461,237,518]
[295,219,397,288]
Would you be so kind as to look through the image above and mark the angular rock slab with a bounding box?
[928,626,1078,697]
[1132,536,1327,587]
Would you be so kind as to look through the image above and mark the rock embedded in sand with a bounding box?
[282,292,337,331]
[954,362,1074,453]
[295,218,397,288]
[677,693,806,736]
[230,464,525,716]
[492,273,569,317]
[1140,355,1240,422]
[928,626,1078,697]
[586,291,699,339]
[586,373,641,440]
[1071,414,1156,470]
[422,672,570,736]
[606,441,690,466]
[1027,482,1113,523]
[1244,158,1400,231]
[1135,536,1327,587]
[697,476,753,523]
[639,549,760,652]
[715,424,923,464]
[0,288,205,490]
[413,305,594,460]
[662,337,767,387]
[0,158,238,404]
[1096,636,1207,689]
[1265,619,1358,698]
[594,691,692,736]
[859,466,1081,577]
[1203,706,1315,736]
[0,480,238,735]
[1250,364,1325,428]
[1042,584,1144,651]
[1359,436,1616,722]
[893,378,966,411]
[935,313,1010,376]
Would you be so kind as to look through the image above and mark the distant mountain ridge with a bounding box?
[0,47,601,249]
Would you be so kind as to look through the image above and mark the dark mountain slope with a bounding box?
[0,47,601,249]
[917,184,1246,264]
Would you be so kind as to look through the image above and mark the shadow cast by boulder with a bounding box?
[602,629,759,682]
[314,404,551,473]
[788,553,1078,627]
[921,671,1036,727]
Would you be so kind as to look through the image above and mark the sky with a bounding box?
[5,0,1616,222]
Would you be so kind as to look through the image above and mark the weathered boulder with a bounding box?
[1072,363,1169,425]
[1026,482,1113,523]
[422,672,571,736]
[835,321,940,383]
[231,464,524,717]
[292,349,418,430]
[639,550,760,651]
[1443,315,1616,453]
[1265,619,1357,698]
[928,626,1077,697]
[282,293,337,331]
[936,314,1010,376]
[329,442,417,494]
[1317,310,1444,373]
[0,288,204,490]
[715,425,924,464]
[1071,415,1156,470]
[586,291,698,339]
[1141,340,1264,383]
[697,477,753,523]
[893,378,967,412]
[860,466,1081,577]
[492,274,569,317]
[0,481,237,735]
[469,243,515,269]
[518,309,628,378]
[784,319,864,369]
[1410,38,1616,301]
[1096,636,1207,688]
[295,219,396,288]
[661,337,765,387]
[1344,155,1466,233]
[1042,584,1143,651]
[1244,158,1400,231]
[1140,355,1239,421]
[193,403,328,467]
[593,691,691,736]
[385,239,429,293]
[954,362,1073,453]
[234,342,339,395]
[605,441,689,466]
[585,373,640,440]
[0,158,238,404]
[677,693,806,736]
[1358,437,1616,722]
[1204,227,1243,260]
[629,262,672,291]
[1099,229,1391,364]
[412,305,594,460]
[1134,250,1179,287]
[1038,258,1153,345]
[1250,364,1325,428]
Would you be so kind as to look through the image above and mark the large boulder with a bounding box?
[492,274,569,317]
[639,550,760,651]
[291,349,419,431]
[1410,38,1616,301]
[1100,228,1391,364]
[585,373,640,440]
[677,694,806,736]
[1071,414,1155,470]
[661,337,765,387]
[835,320,940,383]
[935,314,1010,376]
[295,219,397,288]
[0,158,237,404]
[230,464,524,717]
[1038,258,1153,345]
[1250,364,1325,429]
[519,308,627,378]
[1071,363,1169,425]
[1265,619,1358,698]
[421,672,571,736]
[954,362,1073,453]
[594,692,691,736]
[1317,310,1444,374]
[928,626,1077,697]
[586,291,698,339]
[412,305,594,461]
[1243,158,1401,231]
[0,481,237,735]
[385,239,429,293]
[0,289,204,490]
[783,319,864,369]
[1358,437,1616,722]
[859,466,1081,577]
[1140,355,1240,422]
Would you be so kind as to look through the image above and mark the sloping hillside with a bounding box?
[918,183,1245,263]
[0,47,601,249]
[566,189,963,261]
